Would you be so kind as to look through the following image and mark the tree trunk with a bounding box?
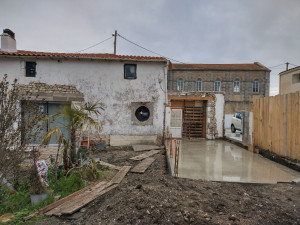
[70,127,77,163]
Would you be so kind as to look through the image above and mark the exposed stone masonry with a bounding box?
[17,82,84,102]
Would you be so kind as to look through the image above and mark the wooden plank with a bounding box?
[132,145,164,152]
[47,183,119,216]
[45,166,131,216]
[296,92,300,160]
[131,157,155,173]
[44,181,109,216]
[99,161,122,170]
[109,166,131,184]
[130,150,160,161]
[39,181,99,213]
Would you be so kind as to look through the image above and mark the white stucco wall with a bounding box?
[0,57,167,143]
[215,94,225,138]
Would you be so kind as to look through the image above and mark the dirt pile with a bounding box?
[38,149,300,225]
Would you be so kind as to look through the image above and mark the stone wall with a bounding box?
[168,70,269,114]
[17,82,84,102]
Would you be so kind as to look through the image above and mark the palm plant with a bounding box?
[41,102,102,169]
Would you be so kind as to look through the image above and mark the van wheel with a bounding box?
[231,124,236,133]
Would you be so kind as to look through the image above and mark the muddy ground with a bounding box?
[37,149,300,225]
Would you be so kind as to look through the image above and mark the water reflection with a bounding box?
[166,139,300,184]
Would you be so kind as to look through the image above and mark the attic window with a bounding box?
[124,64,137,79]
[26,62,36,77]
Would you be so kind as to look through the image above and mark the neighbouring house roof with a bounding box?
[169,62,270,71]
[0,50,167,62]
[279,66,300,75]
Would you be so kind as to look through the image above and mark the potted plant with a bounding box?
[28,148,48,205]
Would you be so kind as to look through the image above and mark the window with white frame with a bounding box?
[233,79,240,92]
[214,79,221,91]
[195,79,202,91]
[177,78,184,91]
[252,80,259,93]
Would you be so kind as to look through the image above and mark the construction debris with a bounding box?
[130,150,161,161]
[131,157,155,173]
[132,145,164,152]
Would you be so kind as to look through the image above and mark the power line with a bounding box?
[75,36,113,53]
[117,33,185,64]
[290,63,299,67]
[268,63,286,68]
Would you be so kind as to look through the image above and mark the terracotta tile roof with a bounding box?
[169,62,270,71]
[0,50,167,62]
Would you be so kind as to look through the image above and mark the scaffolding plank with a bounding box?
[131,157,155,173]
[130,150,161,161]
[109,166,131,184]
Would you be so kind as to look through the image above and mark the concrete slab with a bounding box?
[132,145,164,152]
[225,128,242,142]
[166,139,300,184]
[110,135,157,146]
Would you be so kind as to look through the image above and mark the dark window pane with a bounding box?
[26,62,36,77]
[124,64,137,79]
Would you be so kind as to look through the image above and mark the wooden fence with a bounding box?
[253,92,300,160]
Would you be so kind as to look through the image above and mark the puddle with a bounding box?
[166,139,300,184]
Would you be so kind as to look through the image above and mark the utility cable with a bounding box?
[117,33,185,64]
[75,36,113,53]
[289,63,299,67]
[268,63,286,68]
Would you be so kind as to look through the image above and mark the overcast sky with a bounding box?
[1,0,299,95]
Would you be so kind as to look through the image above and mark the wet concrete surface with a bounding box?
[166,139,300,184]
[224,128,242,142]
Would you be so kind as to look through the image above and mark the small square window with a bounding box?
[26,62,36,77]
[124,64,137,79]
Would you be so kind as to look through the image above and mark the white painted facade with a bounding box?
[214,94,225,138]
[0,56,167,145]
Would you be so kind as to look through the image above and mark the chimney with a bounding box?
[1,29,17,52]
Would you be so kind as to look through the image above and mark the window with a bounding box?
[233,79,240,92]
[292,74,300,84]
[124,64,137,79]
[252,80,259,93]
[214,79,221,91]
[177,78,184,91]
[26,62,36,77]
[195,79,202,91]
[135,106,150,122]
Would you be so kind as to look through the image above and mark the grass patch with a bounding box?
[0,164,114,224]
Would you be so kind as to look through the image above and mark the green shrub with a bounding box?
[0,190,30,214]
[48,169,84,198]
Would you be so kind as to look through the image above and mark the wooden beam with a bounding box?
[168,96,214,101]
